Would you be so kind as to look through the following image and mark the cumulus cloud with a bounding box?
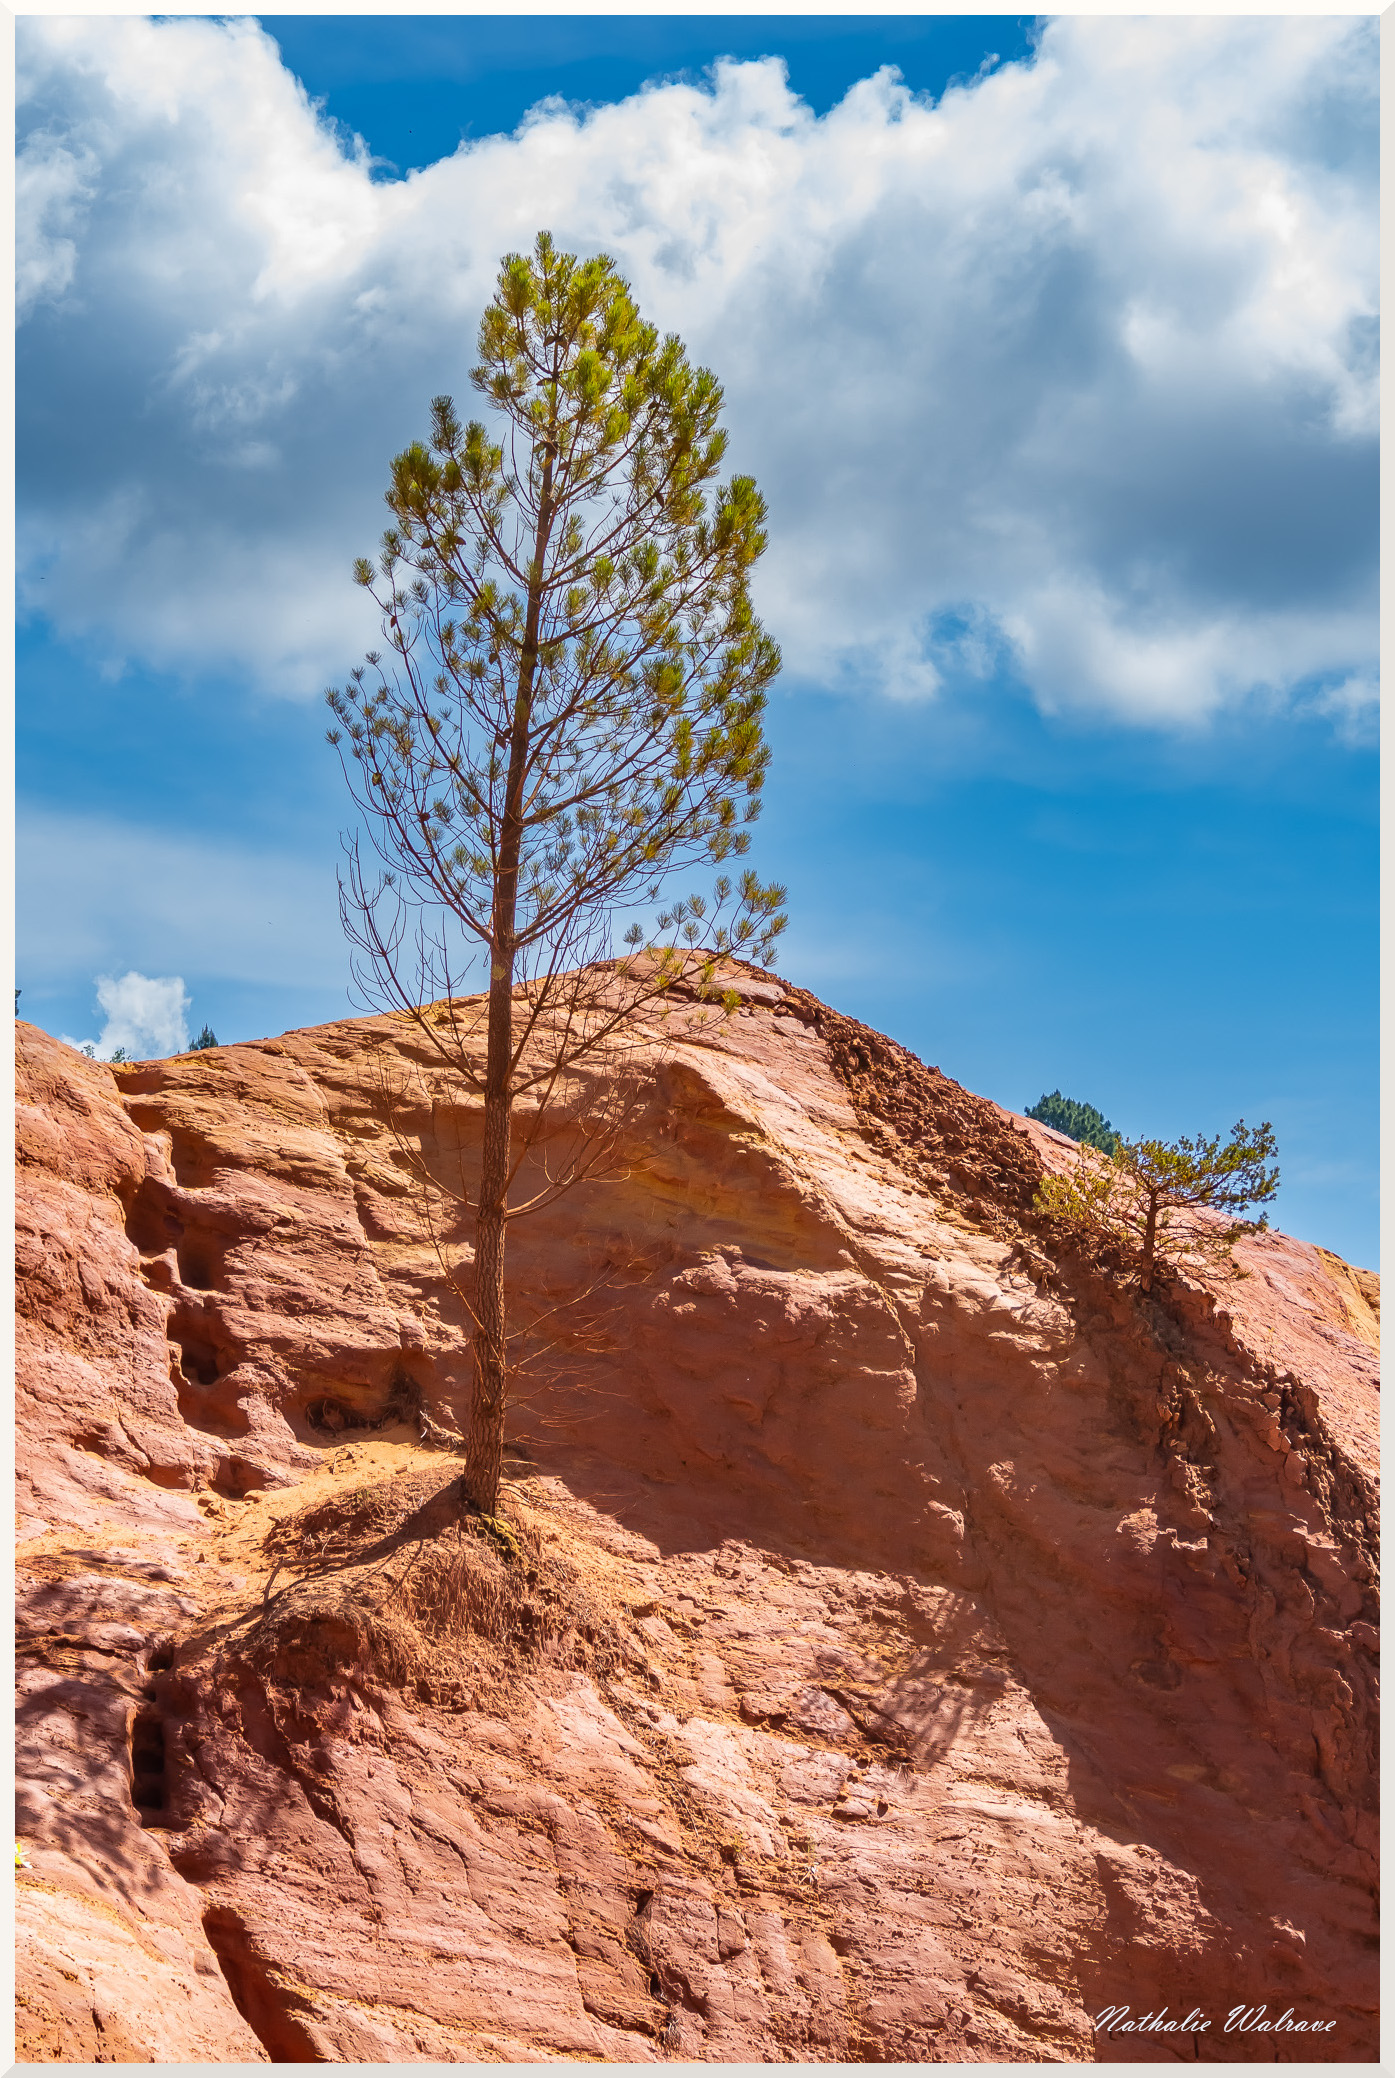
[16,128,97,315]
[16,13,1377,726]
[63,971,190,1060]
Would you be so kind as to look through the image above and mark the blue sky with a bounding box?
[16,14,1378,1265]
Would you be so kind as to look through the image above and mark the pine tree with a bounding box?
[1025,1089,1119,1154]
[190,1025,219,1051]
[1036,1119,1279,1293]
[327,233,786,1514]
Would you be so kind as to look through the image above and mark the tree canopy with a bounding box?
[1025,1089,1119,1154]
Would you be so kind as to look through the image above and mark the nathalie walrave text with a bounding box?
[1095,2005,1336,2037]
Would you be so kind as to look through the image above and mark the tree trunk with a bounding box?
[463,977,512,1514]
[460,435,557,1516]
[1139,1191,1159,1293]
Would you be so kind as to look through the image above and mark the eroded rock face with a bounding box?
[15,981,1378,2062]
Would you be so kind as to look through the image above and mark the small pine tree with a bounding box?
[1025,1089,1119,1154]
[1036,1119,1279,1293]
[190,1025,219,1051]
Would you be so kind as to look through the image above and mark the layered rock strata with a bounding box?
[15,978,1378,2061]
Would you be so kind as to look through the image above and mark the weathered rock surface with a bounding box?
[15,977,1379,2062]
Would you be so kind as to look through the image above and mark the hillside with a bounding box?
[15,975,1379,2061]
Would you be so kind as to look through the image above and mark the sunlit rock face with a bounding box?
[15,976,1377,2063]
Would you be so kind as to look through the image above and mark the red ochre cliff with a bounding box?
[15,972,1378,2062]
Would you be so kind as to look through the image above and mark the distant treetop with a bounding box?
[1025,1089,1120,1155]
[190,1025,219,1051]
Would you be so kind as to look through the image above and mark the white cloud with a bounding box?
[1298,668,1380,747]
[15,128,97,316]
[98,971,190,1059]
[16,13,1377,726]
[63,971,190,1060]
